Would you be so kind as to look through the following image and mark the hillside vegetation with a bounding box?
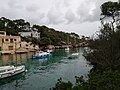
[0,17,85,46]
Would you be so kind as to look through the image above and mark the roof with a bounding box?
[0,31,6,33]
[0,36,20,39]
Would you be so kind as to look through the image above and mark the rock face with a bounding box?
[47,45,55,49]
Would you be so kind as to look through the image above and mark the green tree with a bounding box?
[85,1,120,70]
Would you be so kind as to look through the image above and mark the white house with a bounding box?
[19,30,40,39]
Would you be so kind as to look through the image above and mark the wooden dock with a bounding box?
[0,51,14,55]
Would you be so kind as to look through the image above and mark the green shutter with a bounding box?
[0,47,2,51]
[0,56,2,61]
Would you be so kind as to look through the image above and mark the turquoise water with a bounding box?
[0,48,92,90]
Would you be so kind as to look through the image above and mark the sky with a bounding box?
[0,0,118,36]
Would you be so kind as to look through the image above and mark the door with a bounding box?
[9,46,13,50]
[0,47,2,51]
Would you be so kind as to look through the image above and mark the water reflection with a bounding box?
[0,72,26,85]
[0,52,34,66]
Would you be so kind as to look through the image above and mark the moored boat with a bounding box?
[0,65,26,79]
[47,49,53,53]
[65,47,70,52]
[68,52,79,59]
[32,51,50,59]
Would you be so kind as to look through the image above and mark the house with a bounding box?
[19,30,40,39]
[20,41,32,49]
[0,31,21,53]
[47,45,55,49]
[20,41,39,51]
[0,31,40,54]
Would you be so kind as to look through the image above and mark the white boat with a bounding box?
[71,52,79,56]
[65,47,70,52]
[0,65,26,79]
[47,49,53,53]
[68,52,79,59]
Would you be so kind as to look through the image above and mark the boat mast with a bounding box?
[15,42,18,66]
[67,36,69,46]
[49,38,51,45]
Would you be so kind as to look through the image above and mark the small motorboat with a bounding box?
[32,51,50,59]
[65,47,70,52]
[68,52,79,59]
[0,65,26,79]
[47,49,53,53]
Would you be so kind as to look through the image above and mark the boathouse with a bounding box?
[0,31,21,54]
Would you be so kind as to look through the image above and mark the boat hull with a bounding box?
[68,53,79,59]
[0,66,26,79]
[32,54,50,59]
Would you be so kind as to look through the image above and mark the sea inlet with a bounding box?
[0,47,92,90]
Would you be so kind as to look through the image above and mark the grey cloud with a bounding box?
[47,7,65,25]
[77,0,97,22]
[54,0,69,9]
[65,9,76,24]
[63,0,70,7]
[0,6,23,19]
[82,6,100,22]
[24,8,45,25]
[76,0,118,23]
[7,0,21,9]
[26,5,39,12]
[0,0,25,19]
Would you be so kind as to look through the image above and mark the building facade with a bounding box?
[0,36,21,51]
[19,31,40,39]
[0,31,39,54]
[0,31,21,52]
[20,41,39,50]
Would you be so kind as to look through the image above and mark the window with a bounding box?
[6,39,8,41]
[2,39,4,43]
[7,69,14,71]
[9,46,13,50]
[0,70,6,73]
[10,39,13,43]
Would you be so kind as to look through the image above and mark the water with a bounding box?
[0,48,92,90]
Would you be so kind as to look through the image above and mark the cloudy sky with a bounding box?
[0,0,117,36]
